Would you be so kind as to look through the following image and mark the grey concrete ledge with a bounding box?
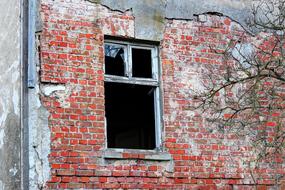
[103,149,172,161]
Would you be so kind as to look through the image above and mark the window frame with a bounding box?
[104,39,162,150]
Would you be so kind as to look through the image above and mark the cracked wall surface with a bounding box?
[34,0,285,189]
[88,0,252,41]
[1,0,278,189]
[0,0,21,189]
[28,34,51,190]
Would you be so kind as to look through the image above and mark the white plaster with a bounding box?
[0,129,4,149]
[0,70,20,126]
[169,98,178,122]
[198,15,207,22]
[0,0,21,187]
[0,60,21,127]
[0,104,7,129]
[209,0,250,9]
[259,116,265,122]
[29,44,51,189]
[12,86,20,116]
[41,84,66,96]
[0,96,9,128]
[188,76,205,93]
[0,180,4,190]
[29,84,51,190]
[9,166,18,176]
[187,138,201,156]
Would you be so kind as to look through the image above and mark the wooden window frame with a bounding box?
[104,39,162,150]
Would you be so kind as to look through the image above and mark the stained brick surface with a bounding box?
[40,0,285,189]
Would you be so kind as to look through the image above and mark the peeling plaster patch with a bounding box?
[41,84,66,96]
[41,83,82,108]
[198,14,208,22]
[29,84,51,190]
[29,34,51,189]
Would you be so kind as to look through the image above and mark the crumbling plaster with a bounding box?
[28,84,51,190]
[28,31,51,190]
[0,0,21,189]
[31,0,260,188]
[0,0,270,188]
[88,0,252,41]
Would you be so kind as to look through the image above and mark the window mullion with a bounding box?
[124,45,128,77]
[152,47,158,80]
[154,87,162,148]
[127,45,132,78]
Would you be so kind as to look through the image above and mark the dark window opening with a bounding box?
[132,48,152,78]
[105,82,156,149]
[105,44,125,76]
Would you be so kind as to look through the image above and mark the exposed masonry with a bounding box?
[30,29,88,189]
[33,0,285,189]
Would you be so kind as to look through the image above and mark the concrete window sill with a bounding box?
[103,149,172,161]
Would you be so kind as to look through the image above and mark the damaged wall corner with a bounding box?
[28,18,52,189]
[28,86,51,190]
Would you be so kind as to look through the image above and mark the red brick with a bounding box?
[41,3,284,189]
[56,169,75,176]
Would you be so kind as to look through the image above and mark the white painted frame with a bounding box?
[104,39,162,150]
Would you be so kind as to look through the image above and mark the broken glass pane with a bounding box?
[105,44,125,76]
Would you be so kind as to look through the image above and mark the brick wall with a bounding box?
[39,0,285,189]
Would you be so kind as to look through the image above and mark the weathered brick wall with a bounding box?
[39,0,285,189]
[161,18,285,189]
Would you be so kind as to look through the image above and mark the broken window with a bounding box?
[104,44,126,76]
[104,40,161,150]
